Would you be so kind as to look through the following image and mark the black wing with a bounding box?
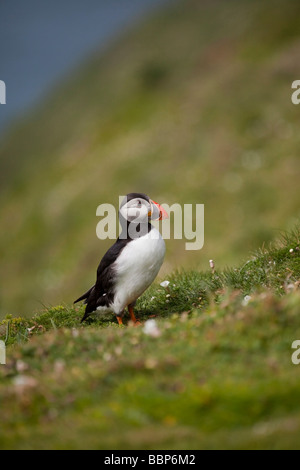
[75,237,130,322]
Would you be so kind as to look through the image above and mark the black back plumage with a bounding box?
[75,238,128,322]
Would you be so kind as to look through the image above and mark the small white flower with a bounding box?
[16,360,28,373]
[72,328,79,338]
[150,296,156,301]
[143,319,161,338]
[242,295,252,306]
[54,359,65,375]
[27,326,36,333]
[114,346,123,356]
[290,249,294,253]
[166,294,171,298]
[160,281,170,288]
[103,353,112,362]
[145,357,157,369]
[13,375,37,388]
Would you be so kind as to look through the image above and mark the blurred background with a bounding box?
[0,0,299,319]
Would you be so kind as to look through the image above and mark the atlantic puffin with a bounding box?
[74,193,168,324]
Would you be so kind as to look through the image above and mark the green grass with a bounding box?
[0,229,299,449]
[0,0,299,450]
[0,0,300,317]
[2,227,299,343]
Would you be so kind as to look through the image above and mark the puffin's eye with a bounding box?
[137,200,142,206]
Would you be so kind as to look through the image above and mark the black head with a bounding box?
[118,193,168,239]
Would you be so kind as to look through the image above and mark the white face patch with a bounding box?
[119,197,151,223]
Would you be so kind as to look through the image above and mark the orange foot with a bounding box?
[128,305,141,326]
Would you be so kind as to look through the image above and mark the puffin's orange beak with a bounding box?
[150,200,169,220]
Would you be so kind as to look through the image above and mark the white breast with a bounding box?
[112,227,166,315]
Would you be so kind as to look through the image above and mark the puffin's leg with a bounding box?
[128,304,141,325]
[116,315,123,326]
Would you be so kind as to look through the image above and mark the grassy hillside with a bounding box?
[0,229,299,449]
[0,0,300,317]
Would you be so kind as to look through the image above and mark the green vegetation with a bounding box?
[0,0,299,450]
[0,229,299,449]
[0,0,300,317]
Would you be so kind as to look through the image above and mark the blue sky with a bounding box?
[0,0,171,134]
